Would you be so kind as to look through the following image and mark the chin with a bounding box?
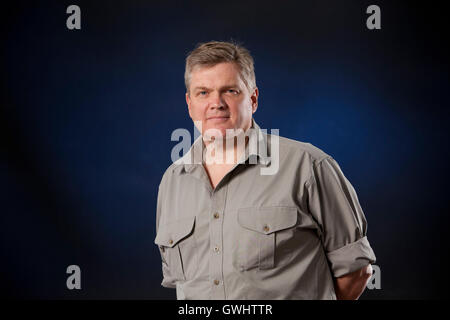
[203,125,235,140]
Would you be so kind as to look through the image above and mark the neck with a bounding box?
[203,133,249,165]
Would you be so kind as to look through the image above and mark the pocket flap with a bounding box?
[154,216,196,247]
[237,206,298,235]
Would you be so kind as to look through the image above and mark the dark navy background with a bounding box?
[1,0,449,299]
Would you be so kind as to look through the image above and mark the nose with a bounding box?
[209,91,226,109]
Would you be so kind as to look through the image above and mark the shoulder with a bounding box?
[158,161,183,190]
[274,134,332,165]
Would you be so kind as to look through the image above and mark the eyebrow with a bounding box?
[192,86,209,92]
[192,85,240,92]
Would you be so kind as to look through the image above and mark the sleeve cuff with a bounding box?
[326,236,376,278]
[161,278,176,289]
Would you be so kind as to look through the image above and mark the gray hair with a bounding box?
[185,40,256,94]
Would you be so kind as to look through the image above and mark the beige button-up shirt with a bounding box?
[154,118,376,299]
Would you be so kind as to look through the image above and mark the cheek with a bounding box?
[232,99,252,117]
[190,103,207,119]
[228,97,243,109]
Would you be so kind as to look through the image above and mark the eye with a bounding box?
[227,89,239,94]
[199,91,207,96]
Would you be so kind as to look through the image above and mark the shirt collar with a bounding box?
[172,118,271,175]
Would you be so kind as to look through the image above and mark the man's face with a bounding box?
[186,62,258,139]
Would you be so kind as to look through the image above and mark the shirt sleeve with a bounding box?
[155,182,176,289]
[305,156,376,278]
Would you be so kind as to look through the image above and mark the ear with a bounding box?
[250,87,259,113]
[186,92,192,118]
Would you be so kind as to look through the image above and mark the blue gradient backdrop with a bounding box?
[1,1,449,299]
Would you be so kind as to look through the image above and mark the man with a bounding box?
[154,41,376,300]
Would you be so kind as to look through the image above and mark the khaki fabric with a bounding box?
[154,118,376,300]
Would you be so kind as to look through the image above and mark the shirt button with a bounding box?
[213,212,220,219]
[213,279,220,285]
[263,225,270,232]
[168,239,173,245]
[213,246,220,253]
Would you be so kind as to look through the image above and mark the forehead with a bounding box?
[190,62,245,87]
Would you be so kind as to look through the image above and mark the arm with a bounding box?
[305,157,376,299]
[334,264,373,300]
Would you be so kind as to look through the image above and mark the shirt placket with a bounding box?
[208,180,229,300]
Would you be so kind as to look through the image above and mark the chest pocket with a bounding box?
[155,216,197,281]
[236,206,298,271]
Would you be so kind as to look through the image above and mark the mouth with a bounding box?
[207,116,230,122]
[207,116,230,120]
